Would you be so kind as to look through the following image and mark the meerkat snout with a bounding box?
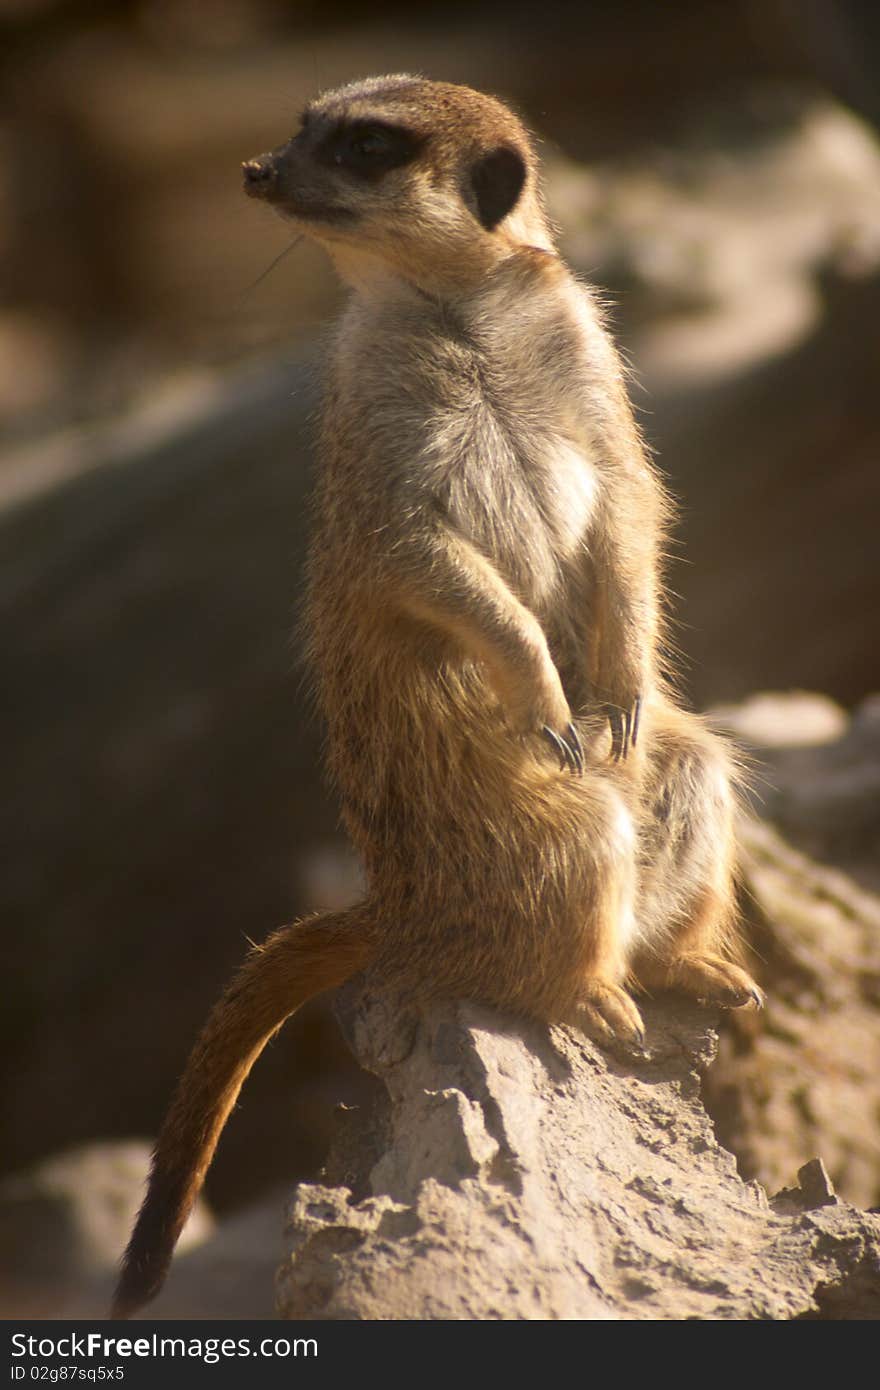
[242,155,279,199]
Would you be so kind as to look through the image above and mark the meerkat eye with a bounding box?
[318,121,422,178]
[347,128,394,160]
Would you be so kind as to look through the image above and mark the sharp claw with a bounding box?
[542,724,584,775]
[541,725,567,771]
[566,722,585,775]
[608,710,623,762]
[604,699,642,761]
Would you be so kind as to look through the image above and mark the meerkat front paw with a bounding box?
[514,674,584,775]
[662,952,764,1010]
[577,978,645,1047]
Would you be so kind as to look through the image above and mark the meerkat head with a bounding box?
[242,74,554,294]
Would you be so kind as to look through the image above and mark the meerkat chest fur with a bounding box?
[326,259,607,620]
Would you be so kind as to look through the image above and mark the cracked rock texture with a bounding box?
[706,693,880,1209]
[277,987,880,1320]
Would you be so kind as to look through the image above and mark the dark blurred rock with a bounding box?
[715,691,880,888]
[65,1194,284,1322]
[132,1193,282,1321]
[0,359,372,1213]
[0,311,77,426]
[650,269,880,709]
[5,6,879,434]
[0,1141,212,1317]
[549,88,880,709]
[550,87,880,380]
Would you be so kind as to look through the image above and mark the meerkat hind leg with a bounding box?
[654,891,764,1009]
[633,711,763,1011]
[575,786,646,1046]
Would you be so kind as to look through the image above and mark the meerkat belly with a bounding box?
[442,411,597,610]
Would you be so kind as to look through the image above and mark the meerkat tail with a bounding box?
[111,908,373,1320]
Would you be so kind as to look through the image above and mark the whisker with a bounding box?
[238,234,304,303]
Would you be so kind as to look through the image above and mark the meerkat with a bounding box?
[112,74,761,1319]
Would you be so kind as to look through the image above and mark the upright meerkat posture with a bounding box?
[113,75,761,1319]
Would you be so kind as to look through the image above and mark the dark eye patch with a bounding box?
[315,121,423,180]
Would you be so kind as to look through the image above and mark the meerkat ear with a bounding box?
[469,145,527,230]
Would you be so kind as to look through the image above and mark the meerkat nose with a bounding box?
[242,156,278,199]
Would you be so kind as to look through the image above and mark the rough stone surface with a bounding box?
[277,988,880,1321]
[705,694,880,1209]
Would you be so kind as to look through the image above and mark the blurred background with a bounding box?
[2,0,879,1318]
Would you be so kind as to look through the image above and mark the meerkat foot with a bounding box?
[662,952,763,1010]
[577,979,646,1046]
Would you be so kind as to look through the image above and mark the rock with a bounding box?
[64,1195,284,1322]
[646,268,880,709]
[701,694,880,1212]
[277,987,880,1320]
[0,1141,212,1317]
[548,87,880,386]
[712,690,849,748]
[1,1143,282,1320]
[0,310,76,430]
[277,693,880,1319]
[546,87,880,712]
[139,1195,283,1321]
[772,1157,838,1214]
[713,693,880,887]
[0,357,373,1216]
